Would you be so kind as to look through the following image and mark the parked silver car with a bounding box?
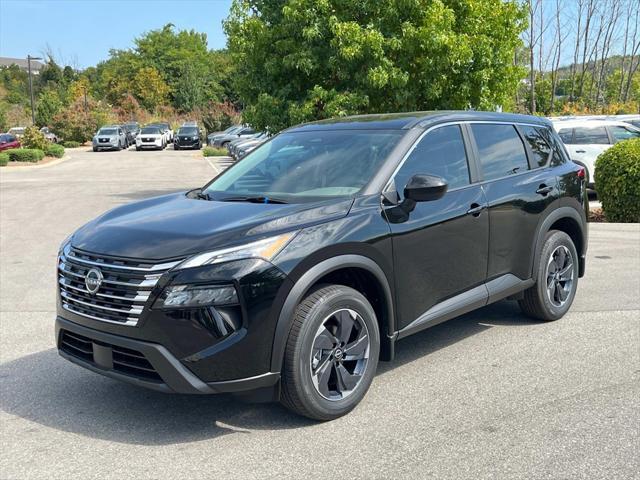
[92,126,127,151]
[40,127,59,143]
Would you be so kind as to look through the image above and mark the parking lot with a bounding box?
[1,147,639,479]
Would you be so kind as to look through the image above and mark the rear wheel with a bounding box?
[519,230,579,321]
[281,285,380,421]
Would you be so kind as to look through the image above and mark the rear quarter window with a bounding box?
[520,126,552,168]
[573,126,609,145]
[471,124,529,181]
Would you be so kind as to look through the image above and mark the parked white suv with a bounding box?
[552,119,640,187]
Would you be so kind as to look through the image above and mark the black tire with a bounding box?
[174,145,180,151]
[93,147,98,152]
[136,146,141,151]
[281,285,380,421]
[519,230,579,321]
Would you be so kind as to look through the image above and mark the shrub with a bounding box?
[62,141,81,148]
[5,148,45,163]
[202,146,228,157]
[0,152,8,166]
[21,126,49,150]
[45,143,65,158]
[595,138,640,222]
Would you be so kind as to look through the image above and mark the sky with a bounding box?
[0,0,233,68]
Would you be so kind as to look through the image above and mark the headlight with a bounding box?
[175,232,296,270]
[154,284,238,309]
[192,136,199,140]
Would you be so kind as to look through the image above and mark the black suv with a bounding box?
[174,125,203,150]
[56,112,588,420]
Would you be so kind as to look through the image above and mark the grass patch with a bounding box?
[203,146,228,157]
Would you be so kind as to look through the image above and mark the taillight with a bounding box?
[576,167,585,179]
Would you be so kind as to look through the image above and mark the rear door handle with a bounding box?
[467,203,486,216]
[575,149,586,153]
[536,185,554,196]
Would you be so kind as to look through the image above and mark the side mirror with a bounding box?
[404,174,448,202]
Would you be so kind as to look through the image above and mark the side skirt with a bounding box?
[396,274,534,340]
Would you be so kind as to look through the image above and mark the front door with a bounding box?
[384,124,489,330]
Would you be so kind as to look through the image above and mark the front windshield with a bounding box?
[204,130,404,203]
[98,128,117,135]
[141,127,161,134]
[178,127,198,135]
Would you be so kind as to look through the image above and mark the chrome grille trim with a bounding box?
[58,246,178,327]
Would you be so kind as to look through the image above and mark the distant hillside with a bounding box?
[554,55,639,77]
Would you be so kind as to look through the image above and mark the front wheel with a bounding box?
[281,285,380,421]
[519,230,579,321]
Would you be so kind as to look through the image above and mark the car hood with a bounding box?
[71,192,353,261]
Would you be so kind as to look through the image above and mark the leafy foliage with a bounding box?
[52,98,115,142]
[595,139,640,223]
[21,126,49,150]
[0,152,8,166]
[35,89,63,126]
[224,0,527,131]
[62,140,82,148]
[5,148,45,163]
[45,143,65,158]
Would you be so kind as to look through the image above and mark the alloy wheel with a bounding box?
[545,245,574,307]
[309,308,370,401]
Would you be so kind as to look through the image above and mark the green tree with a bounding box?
[133,66,170,111]
[225,0,527,131]
[35,88,63,126]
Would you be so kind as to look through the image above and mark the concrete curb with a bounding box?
[0,153,73,172]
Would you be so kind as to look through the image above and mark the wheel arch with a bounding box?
[532,206,587,278]
[270,254,396,372]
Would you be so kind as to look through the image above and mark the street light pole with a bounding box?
[27,55,42,126]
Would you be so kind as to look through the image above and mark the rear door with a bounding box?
[469,123,559,284]
[385,124,489,329]
[561,126,610,184]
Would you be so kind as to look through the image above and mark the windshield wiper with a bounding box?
[196,191,210,200]
[219,195,288,204]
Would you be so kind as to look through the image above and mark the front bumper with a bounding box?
[175,138,200,148]
[57,316,279,394]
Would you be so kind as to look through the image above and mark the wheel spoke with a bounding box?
[313,328,337,351]
[554,282,562,303]
[558,262,573,281]
[344,333,369,360]
[336,363,360,392]
[336,310,355,344]
[314,357,333,397]
[547,281,556,301]
[555,247,566,270]
[558,284,570,301]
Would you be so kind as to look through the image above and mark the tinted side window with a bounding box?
[573,127,609,145]
[471,124,529,181]
[521,126,552,167]
[393,125,470,193]
[558,128,573,143]
[610,126,640,142]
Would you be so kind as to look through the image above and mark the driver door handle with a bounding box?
[536,184,554,196]
[575,149,586,153]
[467,203,486,216]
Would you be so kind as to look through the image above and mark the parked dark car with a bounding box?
[55,111,588,421]
[174,126,203,150]
[123,122,140,144]
[0,133,21,151]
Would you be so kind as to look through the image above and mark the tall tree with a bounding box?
[225,0,527,132]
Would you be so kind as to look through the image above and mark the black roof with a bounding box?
[286,111,551,132]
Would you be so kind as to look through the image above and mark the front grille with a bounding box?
[59,330,162,382]
[58,246,180,327]
[142,137,154,142]
[99,138,108,143]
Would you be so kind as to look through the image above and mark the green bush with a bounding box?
[202,146,228,157]
[595,138,640,222]
[0,152,8,166]
[21,126,49,150]
[5,148,45,163]
[45,143,65,158]
[62,140,81,148]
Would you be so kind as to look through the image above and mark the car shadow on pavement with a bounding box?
[0,301,540,445]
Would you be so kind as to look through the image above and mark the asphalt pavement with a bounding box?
[1,147,638,479]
